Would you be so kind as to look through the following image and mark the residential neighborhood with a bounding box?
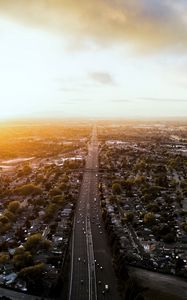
[98,123,187,285]
[0,121,187,300]
[0,124,88,298]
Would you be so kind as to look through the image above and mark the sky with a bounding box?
[0,0,187,120]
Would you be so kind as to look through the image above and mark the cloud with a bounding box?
[89,72,114,85]
[110,99,132,103]
[0,0,187,51]
[58,87,81,92]
[139,97,187,102]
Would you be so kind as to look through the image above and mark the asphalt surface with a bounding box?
[68,128,120,300]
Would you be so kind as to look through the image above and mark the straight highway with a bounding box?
[68,127,120,300]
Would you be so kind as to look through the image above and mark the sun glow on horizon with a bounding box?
[0,8,187,120]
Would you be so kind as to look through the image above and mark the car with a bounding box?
[105,284,109,291]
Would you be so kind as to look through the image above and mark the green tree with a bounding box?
[112,183,122,194]
[52,195,65,205]
[144,212,155,225]
[15,184,42,196]
[24,233,51,254]
[49,188,62,197]
[8,201,20,213]
[124,212,134,223]
[43,204,58,222]
[13,248,33,270]
[18,263,45,290]
[0,215,9,224]
[182,222,187,233]
[163,232,175,243]
[147,203,159,213]
[109,195,116,204]
[0,222,11,234]
[18,263,45,278]
[134,175,146,185]
[4,209,15,221]
[0,253,9,264]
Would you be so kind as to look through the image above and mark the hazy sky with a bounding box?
[0,0,187,119]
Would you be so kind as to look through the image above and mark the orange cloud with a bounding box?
[0,0,186,51]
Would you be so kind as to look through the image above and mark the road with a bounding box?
[68,127,120,300]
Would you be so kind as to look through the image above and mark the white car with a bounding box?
[105,284,109,291]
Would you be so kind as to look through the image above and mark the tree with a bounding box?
[43,204,58,222]
[24,233,51,254]
[124,212,134,223]
[134,175,146,185]
[141,193,152,203]
[18,263,45,293]
[147,203,159,213]
[182,222,187,233]
[0,253,9,264]
[62,175,69,183]
[59,183,68,191]
[4,209,16,221]
[8,201,20,213]
[22,165,32,176]
[163,232,175,243]
[13,248,33,270]
[109,195,116,204]
[122,178,134,190]
[0,215,9,224]
[52,195,65,205]
[0,222,11,234]
[134,159,146,172]
[143,212,155,225]
[15,184,42,196]
[49,188,62,197]
[112,183,122,194]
